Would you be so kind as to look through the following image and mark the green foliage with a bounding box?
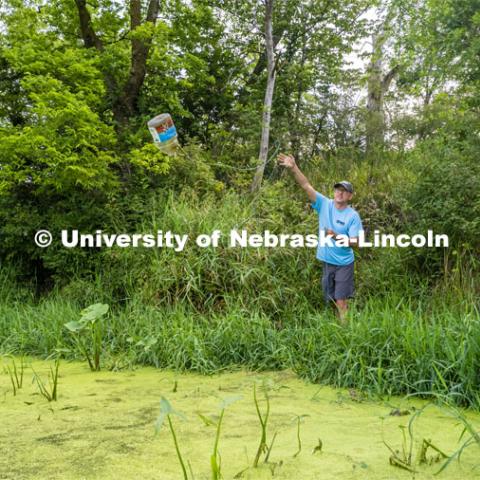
[0,4,120,277]
[86,187,322,316]
[130,143,172,176]
[406,141,480,248]
[65,303,109,371]
[1,284,479,407]
[395,96,480,274]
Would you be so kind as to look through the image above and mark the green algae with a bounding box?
[1,358,479,480]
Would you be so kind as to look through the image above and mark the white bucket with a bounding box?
[147,113,179,155]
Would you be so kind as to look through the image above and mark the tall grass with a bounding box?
[0,289,478,408]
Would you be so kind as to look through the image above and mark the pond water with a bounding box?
[1,358,479,479]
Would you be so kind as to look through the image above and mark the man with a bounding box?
[278,153,363,322]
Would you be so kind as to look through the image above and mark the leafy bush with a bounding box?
[399,106,480,275]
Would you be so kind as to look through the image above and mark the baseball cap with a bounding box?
[333,181,354,193]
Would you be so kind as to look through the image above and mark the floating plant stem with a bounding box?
[264,431,278,463]
[294,416,302,457]
[292,414,309,458]
[168,414,188,479]
[155,397,189,480]
[211,395,241,480]
[253,383,270,467]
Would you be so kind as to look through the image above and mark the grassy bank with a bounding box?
[1,288,478,409]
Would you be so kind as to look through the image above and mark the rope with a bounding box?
[176,141,281,172]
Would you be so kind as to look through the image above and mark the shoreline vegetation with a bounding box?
[2,175,479,412]
[1,281,478,410]
[1,178,479,410]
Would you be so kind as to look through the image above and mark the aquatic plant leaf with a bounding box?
[160,396,173,413]
[155,397,185,433]
[220,395,242,410]
[155,398,171,433]
[136,336,158,352]
[64,321,83,332]
[290,414,310,425]
[80,303,109,324]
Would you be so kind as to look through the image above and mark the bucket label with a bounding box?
[158,126,177,142]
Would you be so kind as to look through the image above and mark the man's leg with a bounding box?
[335,298,348,323]
[323,263,346,319]
[333,262,355,324]
[322,263,336,311]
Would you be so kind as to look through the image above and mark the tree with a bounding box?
[365,27,399,157]
[251,0,276,193]
[74,0,160,126]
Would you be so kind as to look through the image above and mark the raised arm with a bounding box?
[277,153,317,203]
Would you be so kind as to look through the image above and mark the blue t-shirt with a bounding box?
[311,191,363,266]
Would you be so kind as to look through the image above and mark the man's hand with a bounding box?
[277,153,296,169]
[327,229,342,241]
[327,229,359,247]
[277,152,316,202]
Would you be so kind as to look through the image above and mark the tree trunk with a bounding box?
[290,45,307,162]
[366,32,385,156]
[309,114,326,158]
[365,32,398,157]
[74,0,104,50]
[115,0,160,125]
[251,0,276,193]
[74,0,159,126]
[74,0,120,107]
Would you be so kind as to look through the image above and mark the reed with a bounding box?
[0,274,479,408]
[32,358,60,402]
[384,400,458,474]
[6,355,24,396]
[410,396,480,474]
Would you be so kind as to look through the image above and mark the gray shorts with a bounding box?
[322,261,355,302]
